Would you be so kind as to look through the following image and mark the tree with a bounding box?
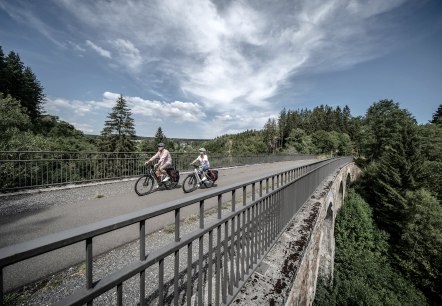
[262,118,278,153]
[396,189,442,304]
[98,95,136,153]
[311,130,339,155]
[153,127,167,146]
[3,51,45,122]
[0,46,6,95]
[364,100,416,161]
[0,94,32,146]
[430,104,442,125]
[359,124,423,242]
[314,190,427,306]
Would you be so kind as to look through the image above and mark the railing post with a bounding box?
[1,267,3,306]
[139,220,146,306]
[86,237,93,306]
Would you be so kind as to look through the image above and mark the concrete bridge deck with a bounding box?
[0,159,317,293]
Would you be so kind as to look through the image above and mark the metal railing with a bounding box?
[0,151,316,191]
[0,157,352,305]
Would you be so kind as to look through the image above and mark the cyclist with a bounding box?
[145,143,173,182]
[190,148,210,181]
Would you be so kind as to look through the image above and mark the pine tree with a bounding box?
[3,50,45,122]
[153,127,167,146]
[0,47,6,95]
[99,95,136,153]
[431,104,442,125]
[359,100,423,242]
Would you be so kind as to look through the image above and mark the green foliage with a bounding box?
[420,161,442,201]
[153,127,167,147]
[203,130,267,155]
[98,95,136,153]
[364,99,416,161]
[356,101,423,241]
[0,48,45,122]
[286,128,315,153]
[314,190,427,306]
[430,104,442,125]
[395,189,442,303]
[418,123,442,162]
[0,94,32,145]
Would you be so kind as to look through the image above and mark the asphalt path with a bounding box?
[0,159,316,290]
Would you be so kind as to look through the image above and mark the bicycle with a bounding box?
[182,165,218,193]
[134,163,180,196]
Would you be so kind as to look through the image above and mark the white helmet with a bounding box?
[199,148,206,153]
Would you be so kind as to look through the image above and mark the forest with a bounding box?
[1,45,441,305]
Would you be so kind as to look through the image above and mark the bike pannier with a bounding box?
[207,169,218,182]
[167,169,180,182]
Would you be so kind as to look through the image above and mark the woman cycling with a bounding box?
[190,148,210,181]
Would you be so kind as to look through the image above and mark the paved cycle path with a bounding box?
[0,159,316,290]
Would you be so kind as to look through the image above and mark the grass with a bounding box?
[163,224,175,233]
[95,192,105,198]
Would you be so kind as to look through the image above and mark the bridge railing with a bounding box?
[0,157,352,305]
[0,151,315,191]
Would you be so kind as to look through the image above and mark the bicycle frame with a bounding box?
[134,164,178,196]
[182,165,214,193]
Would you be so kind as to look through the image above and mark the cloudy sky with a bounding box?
[1,0,441,139]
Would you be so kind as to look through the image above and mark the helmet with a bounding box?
[199,148,206,153]
[157,143,165,147]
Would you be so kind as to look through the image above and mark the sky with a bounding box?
[1,0,441,139]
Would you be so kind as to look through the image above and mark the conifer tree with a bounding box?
[99,95,136,153]
[0,47,6,95]
[2,49,45,122]
[359,100,423,242]
[153,127,167,146]
[431,104,442,125]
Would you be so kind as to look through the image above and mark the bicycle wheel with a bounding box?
[134,175,154,196]
[182,174,198,193]
[164,177,178,190]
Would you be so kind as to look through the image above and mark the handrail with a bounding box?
[0,157,352,305]
[0,151,316,191]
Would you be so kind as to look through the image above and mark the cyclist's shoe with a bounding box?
[162,176,170,182]
[201,176,207,181]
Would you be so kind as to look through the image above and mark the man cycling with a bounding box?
[145,143,173,182]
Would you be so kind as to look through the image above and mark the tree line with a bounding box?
[1,45,441,304]
[314,102,442,306]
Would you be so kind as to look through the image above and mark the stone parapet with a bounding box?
[234,163,361,305]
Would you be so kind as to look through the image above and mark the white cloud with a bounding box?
[111,39,143,73]
[20,0,411,137]
[86,40,112,58]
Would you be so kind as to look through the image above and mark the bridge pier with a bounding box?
[234,162,361,305]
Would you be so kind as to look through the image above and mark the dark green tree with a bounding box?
[358,121,423,242]
[262,118,278,153]
[0,94,32,146]
[99,95,136,152]
[364,100,416,161]
[396,189,442,304]
[4,51,45,122]
[153,127,167,146]
[430,104,442,124]
[314,190,427,306]
[0,46,6,95]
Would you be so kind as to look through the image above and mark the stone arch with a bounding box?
[339,180,344,204]
[318,201,334,286]
[346,172,351,189]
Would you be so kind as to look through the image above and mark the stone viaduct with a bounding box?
[235,162,361,305]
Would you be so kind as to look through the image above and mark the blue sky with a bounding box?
[1,0,441,139]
